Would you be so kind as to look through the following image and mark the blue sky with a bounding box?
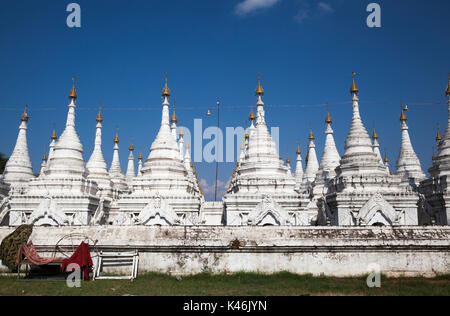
[0,0,449,200]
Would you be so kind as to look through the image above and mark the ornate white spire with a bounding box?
[38,152,47,178]
[304,129,319,184]
[255,73,266,127]
[395,106,425,180]
[110,128,122,175]
[137,152,143,176]
[384,151,391,175]
[245,128,249,151]
[3,105,34,185]
[48,128,58,163]
[179,122,185,161]
[227,73,295,195]
[109,128,127,191]
[295,145,304,185]
[338,73,386,176]
[372,127,384,165]
[171,100,178,141]
[317,108,340,181]
[139,74,195,195]
[239,143,245,164]
[184,142,193,176]
[286,154,292,175]
[249,102,256,137]
[431,75,450,177]
[46,77,87,178]
[436,123,442,148]
[125,138,135,182]
[245,74,282,162]
[86,104,113,196]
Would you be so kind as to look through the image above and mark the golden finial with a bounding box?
[256,73,264,96]
[69,76,77,99]
[96,102,103,123]
[249,102,256,121]
[432,147,437,161]
[308,128,315,140]
[51,128,57,140]
[286,154,291,164]
[171,99,178,123]
[305,151,310,164]
[42,152,47,162]
[400,103,407,121]
[350,72,359,94]
[296,144,301,155]
[186,141,190,150]
[384,151,389,163]
[21,104,29,122]
[325,102,332,124]
[114,127,119,144]
[129,137,134,151]
[390,170,394,176]
[245,130,249,139]
[190,161,194,168]
[372,128,378,140]
[162,73,170,97]
[436,123,442,141]
[445,73,450,96]
[138,152,143,160]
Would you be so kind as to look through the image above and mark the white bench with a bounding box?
[93,250,139,281]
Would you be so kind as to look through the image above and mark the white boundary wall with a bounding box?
[0,226,449,277]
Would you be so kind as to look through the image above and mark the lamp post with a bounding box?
[206,100,221,201]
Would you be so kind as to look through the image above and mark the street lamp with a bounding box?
[206,100,221,201]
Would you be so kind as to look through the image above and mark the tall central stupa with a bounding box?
[115,75,203,226]
[223,74,313,226]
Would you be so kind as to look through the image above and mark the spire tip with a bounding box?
[350,72,359,94]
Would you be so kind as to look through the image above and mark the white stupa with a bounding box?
[2,105,34,187]
[294,145,304,191]
[396,106,426,184]
[223,74,313,226]
[420,75,450,225]
[372,128,384,165]
[86,104,114,199]
[303,129,319,185]
[7,77,101,226]
[115,74,203,226]
[322,73,422,226]
[312,109,340,198]
[125,139,136,184]
[109,128,128,193]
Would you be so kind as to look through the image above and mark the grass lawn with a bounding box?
[0,272,448,296]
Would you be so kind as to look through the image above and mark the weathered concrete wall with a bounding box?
[1,226,449,277]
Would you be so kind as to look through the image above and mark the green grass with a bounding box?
[0,272,448,296]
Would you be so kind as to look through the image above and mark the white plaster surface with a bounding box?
[1,226,448,277]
